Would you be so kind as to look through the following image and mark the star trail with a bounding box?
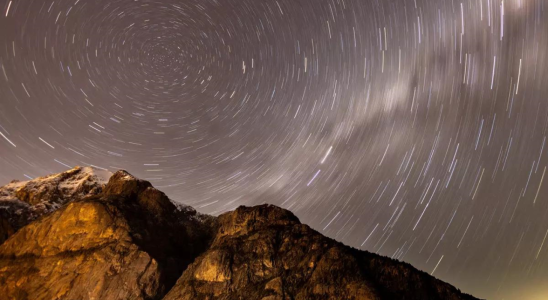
[1,0,547,298]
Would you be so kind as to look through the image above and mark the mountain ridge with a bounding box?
[0,166,111,244]
[0,167,480,300]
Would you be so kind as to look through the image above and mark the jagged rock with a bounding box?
[164,205,477,300]
[0,170,215,300]
[0,169,479,300]
[0,166,111,244]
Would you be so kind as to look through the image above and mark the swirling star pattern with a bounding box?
[1,0,548,298]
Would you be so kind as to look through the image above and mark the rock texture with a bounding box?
[164,205,476,300]
[0,169,479,300]
[0,169,214,300]
[0,166,111,244]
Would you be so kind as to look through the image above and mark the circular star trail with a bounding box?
[1,0,548,298]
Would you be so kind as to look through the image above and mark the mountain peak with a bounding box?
[103,169,151,197]
[0,166,112,244]
[0,168,213,300]
[216,204,301,238]
[1,166,111,203]
[0,168,480,300]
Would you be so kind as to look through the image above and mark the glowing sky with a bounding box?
[1,0,547,298]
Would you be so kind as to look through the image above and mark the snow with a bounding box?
[57,166,112,194]
[80,166,112,184]
[1,166,113,203]
[0,166,114,229]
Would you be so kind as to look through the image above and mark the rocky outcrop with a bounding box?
[0,170,215,300]
[0,169,478,300]
[163,205,476,300]
[0,166,111,244]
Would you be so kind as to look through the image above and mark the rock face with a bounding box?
[0,169,214,300]
[0,169,479,300]
[0,166,111,244]
[164,205,476,300]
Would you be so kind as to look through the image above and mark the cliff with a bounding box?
[0,168,478,300]
[0,167,111,244]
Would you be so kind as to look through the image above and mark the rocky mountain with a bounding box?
[0,166,111,244]
[0,168,479,300]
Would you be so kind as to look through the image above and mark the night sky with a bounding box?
[1,0,547,298]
